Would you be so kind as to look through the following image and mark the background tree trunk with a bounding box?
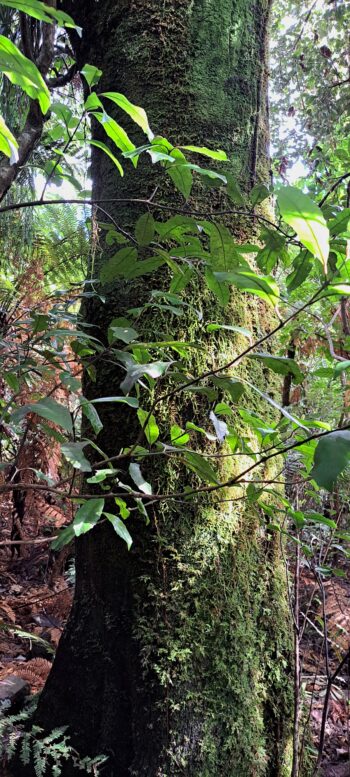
[31,2,292,775]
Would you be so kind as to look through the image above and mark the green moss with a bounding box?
[50,1,294,773]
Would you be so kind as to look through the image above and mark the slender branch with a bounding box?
[313,649,350,774]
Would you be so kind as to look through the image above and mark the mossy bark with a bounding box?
[31,2,292,775]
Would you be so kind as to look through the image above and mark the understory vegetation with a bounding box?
[0,1,349,775]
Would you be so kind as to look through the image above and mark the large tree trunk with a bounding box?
[31,2,292,775]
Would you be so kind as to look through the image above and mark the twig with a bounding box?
[313,649,350,774]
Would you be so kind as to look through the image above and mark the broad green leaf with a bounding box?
[215,270,280,306]
[61,442,92,472]
[135,212,155,246]
[101,92,153,140]
[183,451,220,485]
[104,512,133,550]
[286,251,312,292]
[81,64,102,87]
[127,256,165,279]
[90,396,139,408]
[311,430,350,490]
[51,525,75,551]
[108,323,139,344]
[248,353,304,383]
[334,360,350,377]
[93,112,137,164]
[170,424,190,446]
[0,35,50,113]
[84,92,102,111]
[206,323,251,340]
[100,247,137,284]
[4,371,19,392]
[182,163,227,184]
[250,183,270,206]
[329,208,350,237]
[129,463,152,495]
[179,145,228,161]
[0,0,77,28]
[256,229,288,273]
[87,469,116,484]
[277,185,329,273]
[305,512,337,529]
[226,173,245,205]
[212,377,245,402]
[121,361,172,394]
[73,498,105,537]
[166,148,193,199]
[0,114,18,161]
[89,140,123,176]
[81,400,103,435]
[202,221,240,271]
[137,408,159,445]
[205,267,229,306]
[11,397,73,433]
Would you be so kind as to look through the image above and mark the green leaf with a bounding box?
[81,64,102,87]
[0,0,77,28]
[101,92,153,140]
[250,183,270,206]
[215,270,280,306]
[334,360,350,377]
[0,114,18,160]
[183,451,220,485]
[226,173,245,205]
[248,353,304,383]
[11,397,73,433]
[129,463,152,495]
[206,323,251,340]
[90,396,139,408]
[89,140,123,176]
[104,512,133,550]
[311,430,350,490]
[135,212,155,246]
[286,251,312,292]
[121,361,172,394]
[100,247,138,284]
[212,377,245,402]
[0,35,50,113]
[137,408,159,445]
[305,513,337,529]
[182,163,227,184]
[61,442,92,472]
[277,185,329,273]
[179,145,228,161]
[51,525,75,551]
[166,148,193,199]
[73,498,105,537]
[256,229,288,273]
[93,112,136,162]
[205,267,229,306]
[87,469,116,484]
[170,424,190,446]
[81,400,103,435]
[329,208,350,237]
[108,324,139,345]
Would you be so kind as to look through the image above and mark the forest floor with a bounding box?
[0,508,349,775]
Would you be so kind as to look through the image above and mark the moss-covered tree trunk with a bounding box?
[32,2,292,775]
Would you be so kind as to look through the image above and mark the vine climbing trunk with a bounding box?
[27,2,292,775]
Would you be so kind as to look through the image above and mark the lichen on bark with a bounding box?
[29,1,293,775]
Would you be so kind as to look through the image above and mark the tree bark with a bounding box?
[26,2,292,775]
